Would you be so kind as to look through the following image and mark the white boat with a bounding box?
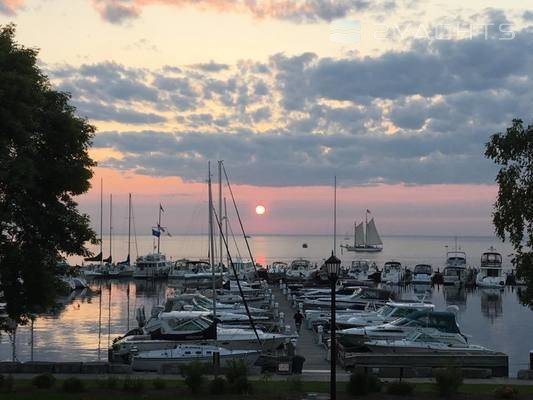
[131,344,260,371]
[345,260,371,281]
[267,261,288,282]
[476,249,505,288]
[337,310,461,349]
[302,287,393,311]
[443,251,468,285]
[365,329,496,354]
[412,264,433,285]
[341,210,383,253]
[134,253,172,279]
[285,259,316,282]
[336,301,435,329]
[169,259,214,281]
[381,261,403,285]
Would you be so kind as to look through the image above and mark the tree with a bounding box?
[485,118,533,306]
[0,24,96,325]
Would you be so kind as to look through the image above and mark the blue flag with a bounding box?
[152,228,161,237]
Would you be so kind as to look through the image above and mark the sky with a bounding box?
[2,0,533,236]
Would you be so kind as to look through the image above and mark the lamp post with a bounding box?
[326,252,341,400]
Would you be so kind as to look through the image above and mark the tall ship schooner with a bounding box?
[341,210,383,253]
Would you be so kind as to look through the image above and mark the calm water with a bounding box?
[2,235,532,376]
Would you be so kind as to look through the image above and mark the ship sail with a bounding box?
[365,218,382,246]
[354,222,365,246]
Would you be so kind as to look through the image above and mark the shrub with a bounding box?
[32,373,56,389]
[494,386,518,399]
[2,375,13,393]
[103,376,118,389]
[152,378,167,390]
[386,381,415,396]
[122,377,145,392]
[346,371,382,396]
[182,362,206,394]
[225,359,252,394]
[209,376,227,395]
[434,368,463,398]
[288,376,303,392]
[62,377,85,393]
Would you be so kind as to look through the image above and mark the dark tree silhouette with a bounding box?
[0,24,96,325]
[485,118,533,306]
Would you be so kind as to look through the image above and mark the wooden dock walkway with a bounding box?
[271,286,330,371]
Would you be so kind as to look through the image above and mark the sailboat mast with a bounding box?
[365,210,368,247]
[224,197,229,266]
[218,160,223,267]
[157,204,162,254]
[100,178,103,264]
[354,220,357,248]
[127,193,131,264]
[333,176,337,256]
[109,194,112,262]
[208,162,217,318]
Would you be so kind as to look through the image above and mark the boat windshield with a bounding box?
[414,265,432,274]
[377,305,395,317]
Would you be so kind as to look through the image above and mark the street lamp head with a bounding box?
[325,251,341,277]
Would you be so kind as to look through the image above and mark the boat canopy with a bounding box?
[398,311,460,333]
[414,264,433,274]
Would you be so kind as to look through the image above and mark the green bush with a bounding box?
[287,376,303,392]
[386,381,415,396]
[122,377,145,392]
[152,378,167,390]
[103,376,118,389]
[62,377,85,393]
[31,373,56,389]
[494,386,518,399]
[182,362,206,394]
[346,371,382,396]
[434,368,463,398]
[2,375,13,393]
[225,359,252,394]
[209,376,227,395]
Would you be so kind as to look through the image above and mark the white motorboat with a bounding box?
[365,329,496,355]
[412,264,433,285]
[336,301,435,329]
[341,211,383,253]
[443,251,468,285]
[168,259,215,282]
[381,261,403,285]
[131,344,260,371]
[476,249,505,288]
[285,259,317,282]
[302,287,393,311]
[337,310,461,349]
[133,253,172,279]
[267,261,288,282]
[345,260,371,281]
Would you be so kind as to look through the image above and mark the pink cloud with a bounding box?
[0,0,24,15]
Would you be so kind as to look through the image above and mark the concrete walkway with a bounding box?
[271,286,329,371]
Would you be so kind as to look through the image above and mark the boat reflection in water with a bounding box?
[480,288,504,322]
[443,285,467,310]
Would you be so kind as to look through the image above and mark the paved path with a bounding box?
[271,286,329,371]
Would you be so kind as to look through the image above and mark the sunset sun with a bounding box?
[255,205,266,215]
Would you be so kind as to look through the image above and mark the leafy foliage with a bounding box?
[434,368,463,398]
[346,371,382,396]
[385,381,414,396]
[494,385,519,399]
[62,377,85,393]
[485,118,533,306]
[0,24,96,325]
[209,376,227,395]
[31,373,56,389]
[225,359,253,394]
[182,361,206,394]
[122,377,145,392]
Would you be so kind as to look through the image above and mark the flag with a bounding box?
[152,228,161,237]
[366,209,371,213]
[160,204,164,213]
[159,225,172,237]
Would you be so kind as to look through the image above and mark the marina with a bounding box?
[1,234,532,378]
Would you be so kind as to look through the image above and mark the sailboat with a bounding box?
[341,210,383,252]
